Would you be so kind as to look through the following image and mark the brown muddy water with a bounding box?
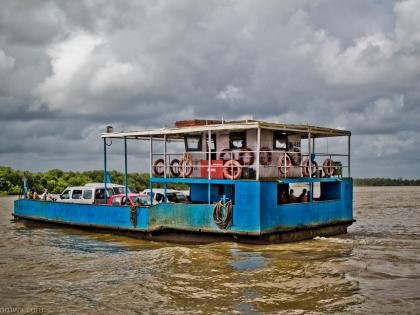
[0,187,419,314]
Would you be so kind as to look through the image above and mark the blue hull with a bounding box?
[13,178,354,243]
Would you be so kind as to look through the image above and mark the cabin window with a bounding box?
[83,190,92,199]
[277,184,289,205]
[316,182,341,201]
[277,183,310,205]
[273,132,287,150]
[206,134,217,160]
[312,182,320,199]
[112,196,121,206]
[184,135,202,152]
[61,190,70,199]
[94,188,114,199]
[72,189,82,199]
[113,187,125,195]
[229,132,246,149]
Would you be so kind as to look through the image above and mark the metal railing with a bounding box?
[150,149,350,180]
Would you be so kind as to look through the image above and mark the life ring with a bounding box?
[223,160,242,180]
[179,159,193,177]
[288,147,301,166]
[302,159,319,177]
[278,154,291,175]
[238,147,254,165]
[219,149,234,161]
[259,147,272,166]
[323,159,335,177]
[152,159,165,176]
[169,159,181,177]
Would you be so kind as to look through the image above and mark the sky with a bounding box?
[0,0,419,178]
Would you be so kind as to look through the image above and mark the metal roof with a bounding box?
[101,120,351,139]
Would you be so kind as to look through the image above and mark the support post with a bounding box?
[163,135,167,179]
[256,127,261,180]
[103,138,107,204]
[308,128,312,178]
[164,134,167,203]
[208,129,211,204]
[124,137,128,201]
[149,136,153,206]
[348,135,351,177]
[149,136,153,178]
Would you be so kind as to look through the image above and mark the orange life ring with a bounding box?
[238,147,254,165]
[179,159,193,177]
[278,154,291,175]
[169,159,181,177]
[302,159,319,177]
[152,159,165,176]
[223,160,242,180]
[219,149,233,161]
[259,147,272,166]
[323,159,335,177]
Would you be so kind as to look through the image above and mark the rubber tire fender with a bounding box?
[152,159,165,176]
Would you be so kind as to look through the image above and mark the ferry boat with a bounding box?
[13,120,354,244]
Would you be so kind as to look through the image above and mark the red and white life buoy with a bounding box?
[259,147,272,166]
[152,159,165,176]
[169,159,181,177]
[278,154,291,176]
[219,149,234,161]
[179,158,193,177]
[223,160,242,180]
[323,159,335,177]
[302,159,319,177]
[238,147,254,165]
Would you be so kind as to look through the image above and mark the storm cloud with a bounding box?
[0,0,419,177]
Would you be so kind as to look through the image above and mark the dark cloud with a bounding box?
[0,0,420,178]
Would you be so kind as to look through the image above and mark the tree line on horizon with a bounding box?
[0,166,419,195]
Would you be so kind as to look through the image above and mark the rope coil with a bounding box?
[212,200,233,229]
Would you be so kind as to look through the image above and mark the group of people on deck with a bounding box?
[27,188,53,201]
[278,188,309,204]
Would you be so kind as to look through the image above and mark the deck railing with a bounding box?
[150,149,350,180]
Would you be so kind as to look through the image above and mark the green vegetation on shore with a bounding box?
[0,166,187,196]
[353,178,420,186]
[0,166,419,195]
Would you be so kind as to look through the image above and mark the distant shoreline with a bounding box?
[354,178,420,186]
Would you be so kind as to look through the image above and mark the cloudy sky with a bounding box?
[1,0,419,178]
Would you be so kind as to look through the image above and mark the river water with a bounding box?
[0,187,419,314]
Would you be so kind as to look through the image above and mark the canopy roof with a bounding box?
[101,120,351,139]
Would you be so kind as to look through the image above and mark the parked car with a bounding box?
[107,193,150,207]
[142,189,187,204]
[58,183,130,204]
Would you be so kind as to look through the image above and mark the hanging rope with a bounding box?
[212,200,233,229]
